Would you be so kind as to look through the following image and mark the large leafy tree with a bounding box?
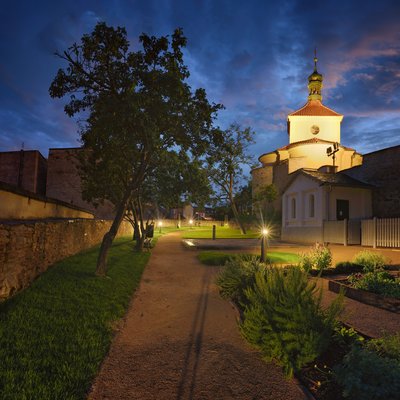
[50,23,222,275]
[206,124,254,234]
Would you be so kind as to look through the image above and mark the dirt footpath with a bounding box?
[88,232,306,400]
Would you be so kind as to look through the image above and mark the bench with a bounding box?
[144,237,153,249]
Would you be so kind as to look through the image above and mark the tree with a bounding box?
[234,181,253,216]
[50,23,222,275]
[253,183,278,221]
[127,150,212,250]
[206,124,254,234]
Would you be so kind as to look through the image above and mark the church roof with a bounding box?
[300,169,372,188]
[289,100,342,117]
[278,138,354,151]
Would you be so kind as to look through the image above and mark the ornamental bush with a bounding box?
[240,267,343,377]
[299,243,332,272]
[352,250,387,272]
[334,345,400,400]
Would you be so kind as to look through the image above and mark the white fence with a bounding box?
[324,218,400,248]
[362,218,400,248]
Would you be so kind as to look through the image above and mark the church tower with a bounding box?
[251,52,363,211]
[287,52,343,146]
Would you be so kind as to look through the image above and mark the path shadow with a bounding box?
[176,270,211,400]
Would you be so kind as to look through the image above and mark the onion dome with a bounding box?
[307,52,323,101]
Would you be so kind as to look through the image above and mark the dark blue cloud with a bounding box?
[0,0,399,163]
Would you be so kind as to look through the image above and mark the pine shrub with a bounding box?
[215,255,265,305]
[240,267,343,377]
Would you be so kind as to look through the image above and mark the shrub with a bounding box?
[352,250,387,272]
[240,267,343,377]
[333,325,365,348]
[366,333,400,361]
[215,255,265,305]
[334,345,400,400]
[347,271,400,299]
[299,243,332,272]
[334,261,364,274]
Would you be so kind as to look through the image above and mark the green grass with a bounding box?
[197,250,300,266]
[0,236,151,400]
[182,225,260,239]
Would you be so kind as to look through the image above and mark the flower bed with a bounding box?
[329,275,400,314]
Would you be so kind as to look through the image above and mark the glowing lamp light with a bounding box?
[158,220,163,233]
[262,228,269,236]
[189,219,193,224]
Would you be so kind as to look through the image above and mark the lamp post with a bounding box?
[158,220,163,233]
[189,219,193,229]
[326,142,339,170]
[261,228,269,263]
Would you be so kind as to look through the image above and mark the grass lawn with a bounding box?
[197,250,300,266]
[182,225,260,239]
[0,236,154,400]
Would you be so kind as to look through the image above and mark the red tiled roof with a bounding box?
[289,100,342,117]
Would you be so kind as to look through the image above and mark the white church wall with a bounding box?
[288,115,342,144]
[328,187,372,220]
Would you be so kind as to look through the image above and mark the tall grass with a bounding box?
[0,237,149,400]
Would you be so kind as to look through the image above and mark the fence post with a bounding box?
[212,225,216,240]
[343,219,348,246]
[373,217,377,248]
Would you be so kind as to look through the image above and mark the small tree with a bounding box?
[206,124,254,234]
[50,23,222,275]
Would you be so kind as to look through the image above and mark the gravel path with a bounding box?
[88,232,306,400]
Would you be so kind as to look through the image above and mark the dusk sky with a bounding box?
[1,0,399,166]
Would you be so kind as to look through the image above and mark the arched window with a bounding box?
[291,198,296,219]
[309,194,315,218]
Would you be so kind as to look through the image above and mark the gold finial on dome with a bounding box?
[308,49,323,101]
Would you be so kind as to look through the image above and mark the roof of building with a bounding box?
[283,168,373,193]
[288,100,342,117]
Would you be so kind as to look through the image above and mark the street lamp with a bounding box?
[261,228,269,263]
[189,219,193,229]
[158,220,163,233]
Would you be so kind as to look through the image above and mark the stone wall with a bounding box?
[0,219,133,299]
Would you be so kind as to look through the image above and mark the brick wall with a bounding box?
[46,148,115,219]
[0,219,133,298]
[0,150,47,195]
[344,145,400,218]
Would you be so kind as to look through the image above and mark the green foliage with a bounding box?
[347,271,400,298]
[352,250,387,272]
[333,325,365,347]
[366,333,400,361]
[240,267,343,377]
[0,237,148,400]
[206,124,255,234]
[334,345,400,400]
[299,243,332,272]
[215,255,265,304]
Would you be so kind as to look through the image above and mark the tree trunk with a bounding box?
[230,197,246,234]
[228,172,246,234]
[95,189,131,276]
